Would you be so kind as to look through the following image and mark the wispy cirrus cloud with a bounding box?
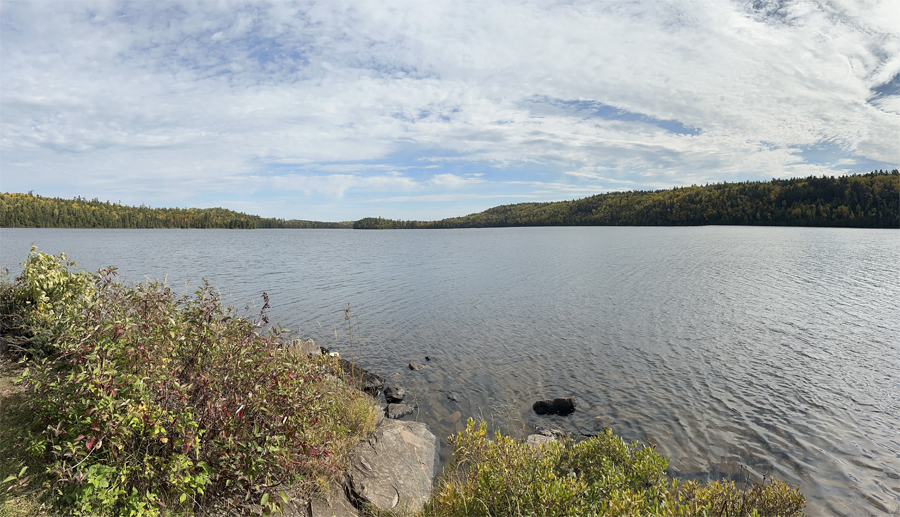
[1,0,897,220]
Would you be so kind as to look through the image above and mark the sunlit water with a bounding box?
[2,226,897,516]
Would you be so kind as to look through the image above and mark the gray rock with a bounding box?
[336,357,385,394]
[408,362,428,371]
[533,396,577,416]
[534,420,570,439]
[277,491,360,517]
[289,338,321,358]
[346,419,439,512]
[385,403,415,419]
[525,434,556,447]
[309,492,360,517]
[384,386,406,403]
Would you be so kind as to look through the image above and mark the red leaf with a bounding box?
[86,437,96,451]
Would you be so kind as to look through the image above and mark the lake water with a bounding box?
[1,226,897,516]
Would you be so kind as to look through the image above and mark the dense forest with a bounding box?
[0,193,351,229]
[4,171,897,230]
[355,170,899,229]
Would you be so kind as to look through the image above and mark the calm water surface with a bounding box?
[1,227,897,516]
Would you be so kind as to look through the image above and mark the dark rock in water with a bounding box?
[346,419,439,512]
[424,356,431,361]
[532,396,576,416]
[446,392,460,402]
[336,357,385,394]
[408,362,429,371]
[385,403,415,419]
[384,386,406,403]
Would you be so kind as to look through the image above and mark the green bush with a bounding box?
[1,247,96,358]
[14,259,378,516]
[426,420,805,517]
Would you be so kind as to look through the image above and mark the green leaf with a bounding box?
[260,492,269,506]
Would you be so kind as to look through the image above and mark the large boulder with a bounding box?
[532,396,577,416]
[336,357,385,394]
[346,419,439,512]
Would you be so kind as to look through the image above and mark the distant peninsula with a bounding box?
[2,170,897,230]
[356,170,899,229]
[0,193,351,229]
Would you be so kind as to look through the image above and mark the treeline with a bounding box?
[355,170,899,229]
[0,193,351,229]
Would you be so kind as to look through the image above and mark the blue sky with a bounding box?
[1,0,898,221]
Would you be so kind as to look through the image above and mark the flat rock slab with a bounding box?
[385,403,415,419]
[408,362,429,370]
[347,419,439,512]
[533,396,577,416]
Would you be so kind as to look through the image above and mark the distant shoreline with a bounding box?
[3,170,898,230]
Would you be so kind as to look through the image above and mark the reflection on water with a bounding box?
[1,226,897,516]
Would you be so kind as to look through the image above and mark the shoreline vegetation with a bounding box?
[2,170,897,231]
[355,170,898,229]
[0,249,810,516]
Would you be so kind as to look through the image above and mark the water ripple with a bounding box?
[1,226,898,516]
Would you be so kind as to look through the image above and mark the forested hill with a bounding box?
[355,170,900,229]
[0,193,351,229]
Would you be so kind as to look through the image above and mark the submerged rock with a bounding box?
[346,419,439,512]
[384,386,406,403]
[385,403,415,419]
[444,411,461,424]
[408,362,429,371]
[532,396,577,416]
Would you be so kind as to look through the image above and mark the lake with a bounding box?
[1,226,897,516]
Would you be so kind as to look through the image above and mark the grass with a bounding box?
[0,357,54,517]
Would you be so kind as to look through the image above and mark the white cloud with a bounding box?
[427,173,484,188]
[1,0,898,219]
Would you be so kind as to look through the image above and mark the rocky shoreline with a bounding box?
[291,338,580,517]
